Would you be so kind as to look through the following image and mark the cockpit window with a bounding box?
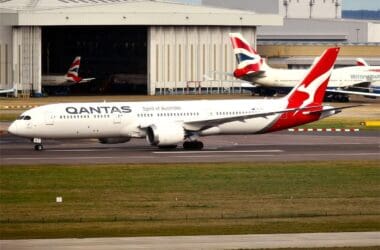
[16,115,31,120]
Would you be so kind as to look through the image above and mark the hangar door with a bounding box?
[42,26,147,94]
[148,26,256,95]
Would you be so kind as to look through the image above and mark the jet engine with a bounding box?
[146,124,185,147]
[98,137,131,144]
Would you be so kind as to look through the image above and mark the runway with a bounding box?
[1,131,379,165]
[1,232,380,250]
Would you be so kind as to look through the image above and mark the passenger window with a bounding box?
[24,116,31,120]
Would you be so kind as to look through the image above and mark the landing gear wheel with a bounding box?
[183,141,204,150]
[34,144,44,151]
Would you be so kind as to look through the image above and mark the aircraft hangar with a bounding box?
[0,0,282,96]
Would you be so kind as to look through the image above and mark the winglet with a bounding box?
[356,58,369,67]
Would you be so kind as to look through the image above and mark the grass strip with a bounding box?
[1,161,379,239]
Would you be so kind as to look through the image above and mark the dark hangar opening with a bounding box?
[42,26,147,95]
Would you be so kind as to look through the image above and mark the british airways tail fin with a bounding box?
[65,56,82,83]
[285,47,340,109]
[356,58,369,67]
[229,33,264,79]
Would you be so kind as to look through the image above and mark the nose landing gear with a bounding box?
[32,138,44,151]
[34,144,44,151]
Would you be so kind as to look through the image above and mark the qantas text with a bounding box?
[65,106,132,115]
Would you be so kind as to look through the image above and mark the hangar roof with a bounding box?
[0,0,282,26]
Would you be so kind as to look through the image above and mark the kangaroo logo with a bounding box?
[295,69,333,109]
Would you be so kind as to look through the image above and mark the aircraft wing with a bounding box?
[0,88,16,94]
[183,106,323,131]
[239,71,266,82]
[328,88,379,98]
[241,82,259,88]
[212,71,266,82]
[212,71,235,78]
[79,78,96,83]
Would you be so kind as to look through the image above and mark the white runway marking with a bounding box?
[232,142,375,146]
[154,150,283,154]
[3,156,155,160]
[295,153,380,157]
[49,149,114,152]
[173,154,274,158]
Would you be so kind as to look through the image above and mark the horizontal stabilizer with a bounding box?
[328,89,379,98]
[304,105,363,115]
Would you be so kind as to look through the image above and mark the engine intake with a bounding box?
[146,123,185,146]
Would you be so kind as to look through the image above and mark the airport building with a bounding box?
[0,0,281,96]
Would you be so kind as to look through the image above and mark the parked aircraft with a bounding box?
[230,33,380,101]
[8,48,358,151]
[42,56,95,87]
[0,87,16,95]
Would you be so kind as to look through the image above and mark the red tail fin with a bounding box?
[229,33,262,78]
[286,47,340,109]
[267,48,340,133]
[65,56,82,83]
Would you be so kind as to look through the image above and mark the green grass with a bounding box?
[1,161,379,239]
[298,117,377,130]
[0,112,19,122]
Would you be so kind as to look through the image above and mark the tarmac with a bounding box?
[1,232,380,250]
[1,130,379,165]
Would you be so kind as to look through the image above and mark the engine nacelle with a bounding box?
[146,123,185,146]
[98,137,131,144]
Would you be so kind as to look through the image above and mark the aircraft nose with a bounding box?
[7,122,18,135]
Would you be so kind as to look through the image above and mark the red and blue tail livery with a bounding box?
[229,33,262,79]
[65,56,82,83]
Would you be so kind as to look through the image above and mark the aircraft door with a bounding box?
[45,112,55,125]
[113,113,122,124]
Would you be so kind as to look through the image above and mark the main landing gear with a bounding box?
[183,141,204,150]
[32,138,44,151]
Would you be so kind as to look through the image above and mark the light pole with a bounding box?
[335,1,341,19]
[356,28,360,43]
[309,0,314,19]
[283,0,289,18]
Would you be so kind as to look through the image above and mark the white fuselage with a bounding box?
[10,99,289,140]
[42,75,73,87]
[257,66,380,89]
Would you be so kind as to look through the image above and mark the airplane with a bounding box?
[327,58,380,98]
[42,56,95,87]
[0,87,16,95]
[229,33,380,101]
[8,47,358,151]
